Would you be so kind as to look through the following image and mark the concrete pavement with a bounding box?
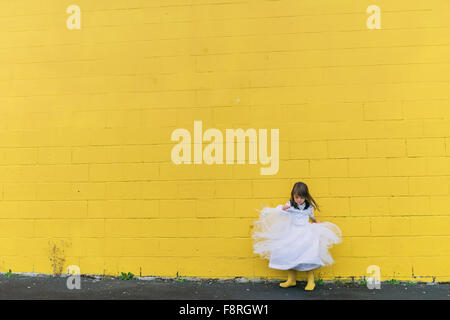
[0,274,448,300]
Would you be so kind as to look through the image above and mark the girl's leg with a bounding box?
[279,269,297,288]
[305,268,318,291]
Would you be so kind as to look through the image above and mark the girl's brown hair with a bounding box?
[289,181,320,212]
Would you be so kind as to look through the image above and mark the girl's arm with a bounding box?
[282,201,291,210]
[306,206,320,223]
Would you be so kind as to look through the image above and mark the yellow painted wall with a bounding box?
[0,0,449,282]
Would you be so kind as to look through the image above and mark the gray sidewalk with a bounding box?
[0,274,448,299]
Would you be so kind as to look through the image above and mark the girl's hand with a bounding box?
[282,205,290,210]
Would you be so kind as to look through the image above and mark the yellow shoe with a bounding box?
[279,269,297,288]
[305,270,315,291]
[279,280,297,288]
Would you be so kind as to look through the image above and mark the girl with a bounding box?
[252,181,342,291]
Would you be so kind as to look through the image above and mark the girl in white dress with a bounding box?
[252,182,342,290]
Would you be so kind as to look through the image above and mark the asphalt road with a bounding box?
[0,274,448,300]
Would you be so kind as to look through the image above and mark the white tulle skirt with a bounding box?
[252,204,342,271]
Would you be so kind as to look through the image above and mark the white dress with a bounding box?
[252,201,342,271]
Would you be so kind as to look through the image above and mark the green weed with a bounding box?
[120,272,135,280]
[388,279,401,285]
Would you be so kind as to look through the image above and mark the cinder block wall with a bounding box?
[0,0,449,282]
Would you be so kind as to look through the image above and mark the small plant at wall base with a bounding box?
[120,272,135,280]
[5,269,13,277]
[388,279,401,285]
